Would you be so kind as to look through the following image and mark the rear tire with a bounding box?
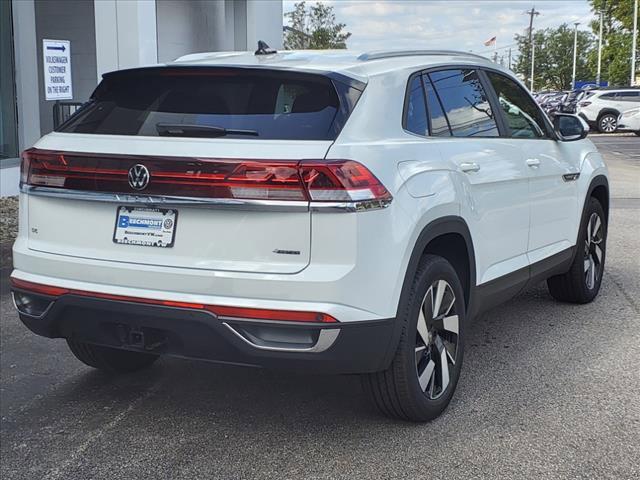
[362,255,465,422]
[547,197,606,304]
[597,113,617,133]
[67,340,159,373]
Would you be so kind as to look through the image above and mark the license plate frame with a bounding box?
[113,206,178,248]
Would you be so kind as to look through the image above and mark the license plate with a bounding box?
[113,206,177,248]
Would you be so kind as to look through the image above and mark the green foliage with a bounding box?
[587,31,633,86]
[514,24,595,90]
[590,0,637,30]
[284,1,352,50]
[588,0,637,86]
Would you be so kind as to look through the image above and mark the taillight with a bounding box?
[10,278,337,323]
[300,160,391,202]
[578,101,591,107]
[21,149,391,204]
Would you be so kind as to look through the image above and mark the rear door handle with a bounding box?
[460,162,480,173]
[526,158,541,168]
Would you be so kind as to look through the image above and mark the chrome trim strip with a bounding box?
[218,315,337,326]
[21,185,392,212]
[562,173,580,182]
[21,185,309,212]
[310,198,393,212]
[222,322,340,353]
[11,291,56,320]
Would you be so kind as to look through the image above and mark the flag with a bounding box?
[484,36,496,47]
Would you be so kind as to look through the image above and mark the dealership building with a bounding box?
[0,0,283,196]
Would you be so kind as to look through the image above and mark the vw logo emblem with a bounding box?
[128,164,150,190]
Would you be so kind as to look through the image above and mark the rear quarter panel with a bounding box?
[326,70,462,317]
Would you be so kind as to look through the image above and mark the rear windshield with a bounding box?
[59,67,363,140]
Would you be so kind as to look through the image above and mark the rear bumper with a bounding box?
[13,289,396,374]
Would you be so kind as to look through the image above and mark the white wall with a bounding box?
[156,0,282,60]
[0,164,20,197]
[246,0,283,50]
[156,0,227,62]
[35,0,97,135]
[94,0,158,81]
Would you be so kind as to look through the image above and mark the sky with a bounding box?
[282,0,596,60]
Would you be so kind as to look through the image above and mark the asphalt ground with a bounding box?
[1,134,639,479]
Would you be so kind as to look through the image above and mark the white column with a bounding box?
[94,0,158,81]
[572,23,579,90]
[11,0,41,151]
[245,0,283,51]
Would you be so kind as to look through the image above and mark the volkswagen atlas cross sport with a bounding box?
[11,48,609,422]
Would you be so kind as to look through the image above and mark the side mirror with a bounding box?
[553,113,589,141]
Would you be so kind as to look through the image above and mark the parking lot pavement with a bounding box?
[1,136,639,480]
[589,133,640,159]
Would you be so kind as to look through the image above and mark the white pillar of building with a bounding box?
[11,0,41,151]
[245,0,283,50]
[94,0,158,81]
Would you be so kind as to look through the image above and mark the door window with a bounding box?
[617,91,640,101]
[427,69,499,137]
[422,74,451,136]
[485,71,549,139]
[404,75,428,136]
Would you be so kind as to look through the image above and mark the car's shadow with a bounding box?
[13,280,614,434]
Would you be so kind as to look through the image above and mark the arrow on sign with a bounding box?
[46,45,66,52]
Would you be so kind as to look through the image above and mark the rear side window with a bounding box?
[485,71,549,139]
[59,68,363,140]
[404,75,428,136]
[428,69,499,137]
[599,92,616,99]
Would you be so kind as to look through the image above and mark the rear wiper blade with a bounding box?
[156,123,259,138]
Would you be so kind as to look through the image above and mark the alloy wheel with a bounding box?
[415,279,459,400]
[584,212,604,290]
[600,115,617,133]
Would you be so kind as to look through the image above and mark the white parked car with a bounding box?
[617,106,640,136]
[576,88,640,133]
[12,48,609,422]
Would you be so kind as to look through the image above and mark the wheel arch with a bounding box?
[587,175,609,223]
[380,216,477,370]
[597,108,621,122]
[570,174,609,263]
[402,217,476,312]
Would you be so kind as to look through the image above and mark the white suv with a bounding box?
[577,88,640,133]
[618,106,640,135]
[11,49,609,422]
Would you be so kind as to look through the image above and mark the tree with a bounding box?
[514,24,595,90]
[588,0,637,86]
[590,0,637,30]
[284,1,351,50]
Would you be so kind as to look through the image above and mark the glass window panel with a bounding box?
[428,69,499,137]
